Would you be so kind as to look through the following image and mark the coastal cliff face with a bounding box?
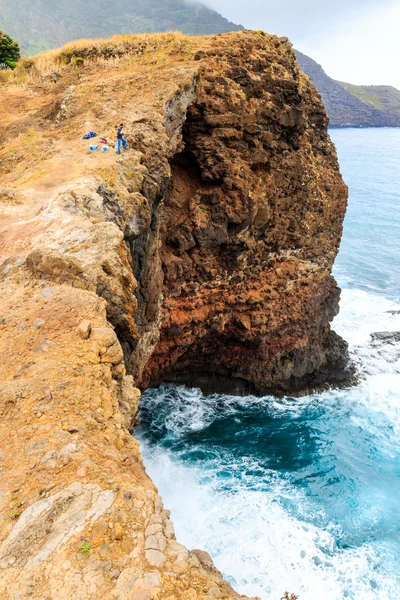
[0,31,348,599]
[131,36,349,395]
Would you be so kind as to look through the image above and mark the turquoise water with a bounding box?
[136,128,400,600]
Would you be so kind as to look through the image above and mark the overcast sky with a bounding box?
[204,0,400,89]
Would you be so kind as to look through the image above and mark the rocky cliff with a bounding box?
[0,31,348,599]
[130,37,350,395]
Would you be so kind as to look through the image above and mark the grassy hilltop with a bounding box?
[2,0,399,126]
[339,81,400,116]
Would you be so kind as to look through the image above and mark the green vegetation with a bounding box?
[0,0,242,56]
[338,81,400,116]
[10,509,21,520]
[79,542,92,555]
[0,30,20,69]
[338,81,386,110]
[72,56,84,67]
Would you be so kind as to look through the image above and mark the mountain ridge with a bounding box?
[296,50,400,127]
[0,0,243,55]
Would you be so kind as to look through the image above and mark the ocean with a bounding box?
[136,128,400,600]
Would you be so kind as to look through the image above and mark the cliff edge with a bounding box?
[0,31,349,599]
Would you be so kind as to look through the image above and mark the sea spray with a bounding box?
[137,289,400,599]
[137,128,400,599]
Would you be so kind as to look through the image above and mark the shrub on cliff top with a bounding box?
[0,31,20,69]
[73,56,84,67]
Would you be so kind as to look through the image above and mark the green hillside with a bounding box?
[338,82,400,119]
[0,0,242,55]
[296,51,400,127]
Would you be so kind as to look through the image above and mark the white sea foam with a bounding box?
[334,289,400,338]
[141,439,399,600]
[138,287,400,600]
[333,289,400,434]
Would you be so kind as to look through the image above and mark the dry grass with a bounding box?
[28,32,191,79]
[0,128,50,181]
[0,31,199,88]
[0,29,259,192]
[0,30,205,189]
[97,166,118,189]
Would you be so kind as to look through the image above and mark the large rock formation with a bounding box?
[0,31,348,599]
[130,36,350,395]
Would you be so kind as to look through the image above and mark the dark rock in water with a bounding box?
[164,331,357,397]
[371,331,400,345]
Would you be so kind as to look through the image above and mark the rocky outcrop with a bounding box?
[131,34,350,395]
[0,30,349,599]
[371,331,400,345]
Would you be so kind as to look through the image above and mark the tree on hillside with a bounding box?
[0,31,20,69]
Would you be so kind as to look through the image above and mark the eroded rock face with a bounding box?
[133,34,350,395]
[0,30,349,600]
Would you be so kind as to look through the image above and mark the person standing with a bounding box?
[115,123,128,154]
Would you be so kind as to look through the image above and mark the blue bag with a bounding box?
[83,134,91,139]
[89,145,98,151]
[89,132,97,138]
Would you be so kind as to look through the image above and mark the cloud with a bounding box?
[298,1,400,89]
[204,0,390,40]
